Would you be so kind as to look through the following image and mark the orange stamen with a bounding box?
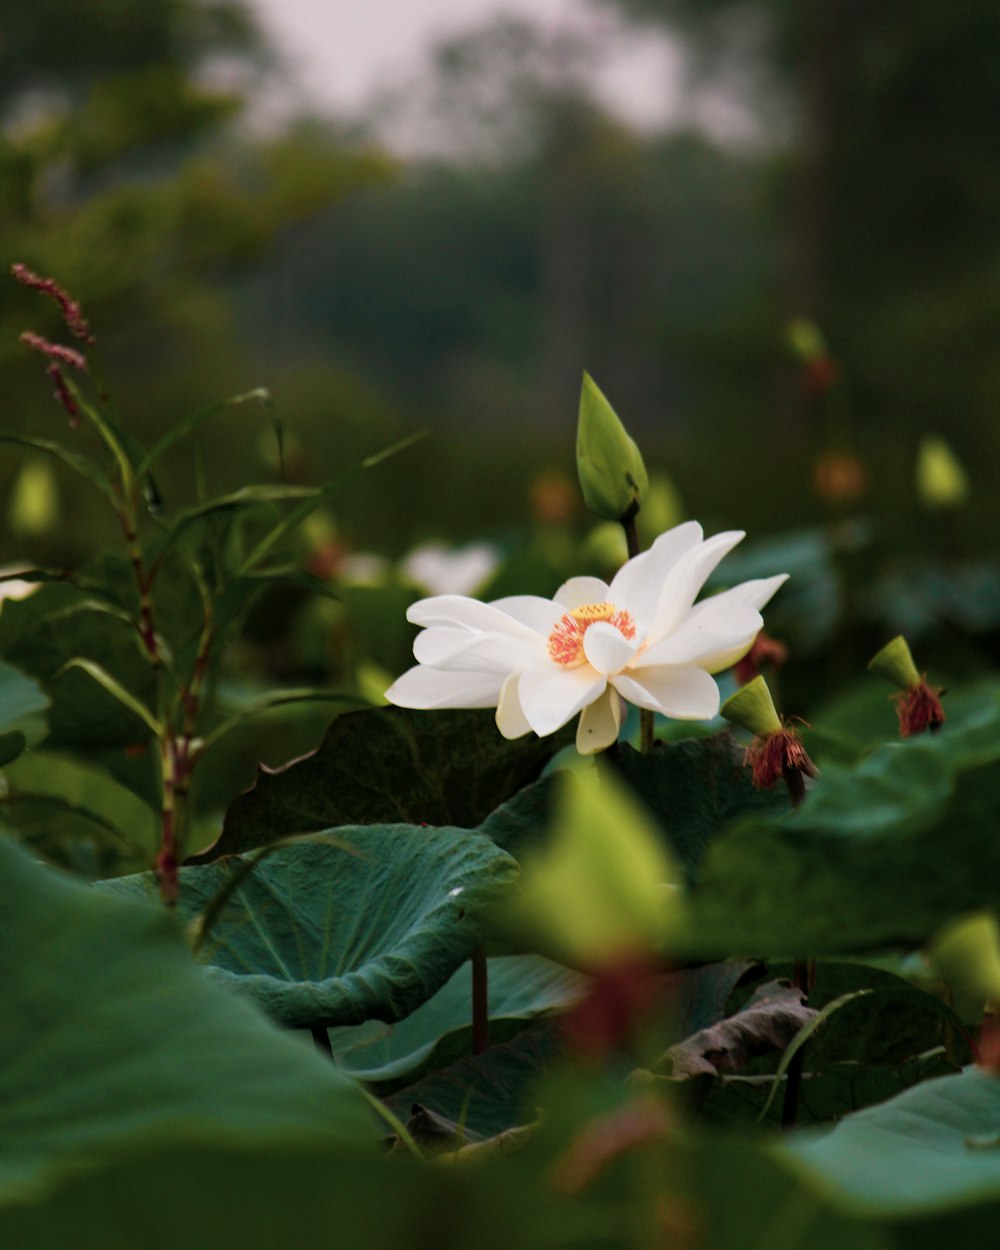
[548,602,636,666]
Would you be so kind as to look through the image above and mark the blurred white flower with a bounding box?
[401,542,500,597]
[0,569,41,610]
[386,522,788,754]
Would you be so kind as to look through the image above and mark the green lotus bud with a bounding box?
[576,372,648,522]
[932,912,1000,1006]
[513,764,683,967]
[868,636,920,689]
[916,436,969,510]
[785,318,827,364]
[721,676,782,737]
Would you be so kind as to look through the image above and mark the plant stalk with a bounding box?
[472,946,489,1055]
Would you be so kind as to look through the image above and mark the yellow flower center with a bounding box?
[548,601,636,666]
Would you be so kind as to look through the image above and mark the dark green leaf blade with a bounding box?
[202,706,573,861]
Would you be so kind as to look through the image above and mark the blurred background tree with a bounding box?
[3,0,998,562]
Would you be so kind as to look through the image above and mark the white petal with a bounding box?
[648,531,746,644]
[385,665,504,709]
[609,521,703,623]
[553,576,610,610]
[582,620,642,675]
[489,595,565,635]
[634,610,762,668]
[495,672,532,739]
[517,666,606,737]
[686,575,789,628]
[612,665,720,719]
[413,626,544,673]
[575,687,624,755]
[407,595,541,644]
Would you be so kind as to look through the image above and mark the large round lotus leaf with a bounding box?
[99,827,520,1030]
[0,835,371,1207]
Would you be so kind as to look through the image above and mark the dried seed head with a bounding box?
[893,679,946,738]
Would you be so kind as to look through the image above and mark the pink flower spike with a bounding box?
[45,363,81,429]
[11,263,95,344]
[20,331,88,372]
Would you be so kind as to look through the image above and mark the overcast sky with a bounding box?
[246,0,690,147]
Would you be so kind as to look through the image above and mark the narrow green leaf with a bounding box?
[757,989,874,1122]
[137,388,272,478]
[65,382,134,495]
[55,659,161,737]
[0,435,115,501]
[238,430,426,575]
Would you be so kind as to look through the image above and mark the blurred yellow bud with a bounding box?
[721,676,782,738]
[932,912,1000,1006]
[9,457,59,537]
[580,522,629,571]
[513,764,682,968]
[916,436,969,510]
[785,318,827,364]
[576,372,648,522]
[637,472,685,546]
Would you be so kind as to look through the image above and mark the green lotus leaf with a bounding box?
[324,954,587,1088]
[683,692,1000,957]
[201,706,573,861]
[782,1067,1000,1221]
[100,828,520,1030]
[0,834,371,1209]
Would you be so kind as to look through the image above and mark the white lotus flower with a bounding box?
[385,522,788,754]
[401,542,500,597]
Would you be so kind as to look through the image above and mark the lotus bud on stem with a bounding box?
[576,372,648,525]
[721,677,817,807]
[576,373,654,750]
[868,635,945,738]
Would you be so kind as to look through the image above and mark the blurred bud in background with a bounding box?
[9,457,60,538]
[916,436,970,511]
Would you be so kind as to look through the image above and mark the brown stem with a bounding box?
[783,765,807,808]
[155,742,178,909]
[782,958,812,1128]
[472,946,489,1055]
[311,1027,333,1057]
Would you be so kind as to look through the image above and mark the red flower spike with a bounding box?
[744,726,818,792]
[893,678,946,738]
[735,630,788,686]
[11,263,95,344]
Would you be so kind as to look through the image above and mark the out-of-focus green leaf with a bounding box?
[0,835,372,1210]
[99,828,519,1030]
[782,1068,1000,1220]
[0,584,155,748]
[0,659,49,744]
[683,691,1000,958]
